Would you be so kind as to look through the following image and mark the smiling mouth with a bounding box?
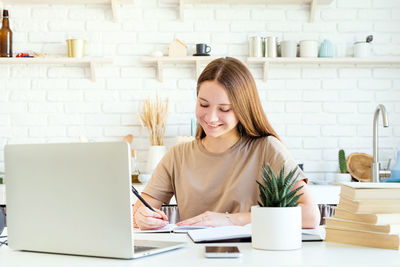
[206,122,222,128]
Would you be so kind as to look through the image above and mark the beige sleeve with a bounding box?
[263,136,308,184]
[142,147,175,204]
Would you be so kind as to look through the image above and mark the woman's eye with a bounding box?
[200,104,208,108]
[220,109,230,112]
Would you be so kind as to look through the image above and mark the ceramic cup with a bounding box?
[353,42,371,58]
[280,40,298,58]
[299,40,319,58]
[195,43,211,55]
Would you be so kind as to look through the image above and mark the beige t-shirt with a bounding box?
[142,135,306,221]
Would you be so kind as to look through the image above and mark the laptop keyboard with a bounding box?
[134,245,157,253]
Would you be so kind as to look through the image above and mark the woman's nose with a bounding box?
[205,108,218,122]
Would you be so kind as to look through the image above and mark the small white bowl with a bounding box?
[138,173,152,184]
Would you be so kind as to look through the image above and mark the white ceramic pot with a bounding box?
[251,205,302,250]
[335,173,352,183]
[299,40,319,58]
[281,40,298,58]
[353,42,371,58]
[146,145,167,173]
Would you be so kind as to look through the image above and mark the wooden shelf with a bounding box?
[0,57,114,82]
[0,0,134,22]
[142,56,218,82]
[247,57,400,82]
[179,0,334,22]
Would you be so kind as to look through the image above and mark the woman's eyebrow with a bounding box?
[199,97,231,106]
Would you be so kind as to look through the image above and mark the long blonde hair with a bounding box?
[195,57,279,140]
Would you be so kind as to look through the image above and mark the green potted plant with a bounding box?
[336,149,351,183]
[251,163,303,250]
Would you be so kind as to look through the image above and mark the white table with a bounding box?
[0,230,399,267]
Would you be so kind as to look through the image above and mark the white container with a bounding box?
[249,36,263,57]
[266,36,278,58]
[353,42,371,58]
[299,40,319,58]
[251,205,302,250]
[335,173,352,183]
[146,145,167,173]
[138,173,152,184]
[281,40,298,58]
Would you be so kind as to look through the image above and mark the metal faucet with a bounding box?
[371,104,391,183]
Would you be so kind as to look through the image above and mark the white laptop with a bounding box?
[4,142,185,259]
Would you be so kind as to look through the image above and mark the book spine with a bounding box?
[325,228,399,250]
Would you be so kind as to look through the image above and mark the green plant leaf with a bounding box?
[266,163,280,202]
[284,188,304,208]
[257,181,268,207]
[287,193,303,207]
[256,163,304,207]
[279,165,285,192]
[284,184,304,200]
[282,167,297,194]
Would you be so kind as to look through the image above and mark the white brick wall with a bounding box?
[0,0,399,182]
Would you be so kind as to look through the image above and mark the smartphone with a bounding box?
[204,246,242,258]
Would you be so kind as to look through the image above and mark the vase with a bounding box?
[251,205,302,250]
[146,145,167,174]
[391,151,400,179]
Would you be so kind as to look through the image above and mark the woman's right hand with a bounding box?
[134,206,169,230]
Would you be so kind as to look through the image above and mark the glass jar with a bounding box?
[131,150,140,184]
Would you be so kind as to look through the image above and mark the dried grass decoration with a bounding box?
[138,96,169,146]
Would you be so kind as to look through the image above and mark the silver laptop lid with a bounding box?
[5,142,135,259]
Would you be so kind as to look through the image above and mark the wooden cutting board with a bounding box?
[347,153,373,182]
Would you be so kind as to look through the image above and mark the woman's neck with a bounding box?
[202,130,241,154]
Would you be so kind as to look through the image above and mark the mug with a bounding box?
[195,43,211,55]
[280,40,297,58]
[299,40,319,58]
[67,39,86,58]
[353,42,371,58]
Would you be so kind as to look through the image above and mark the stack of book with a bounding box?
[325,182,400,250]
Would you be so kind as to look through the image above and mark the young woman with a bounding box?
[133,57,320,230]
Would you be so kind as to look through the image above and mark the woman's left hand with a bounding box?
[176,211,233,227]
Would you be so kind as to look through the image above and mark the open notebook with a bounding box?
[136,224,325,243]
[187,224,325,243]
[135,224,208,233]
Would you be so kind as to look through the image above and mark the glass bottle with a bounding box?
[131,150,140,184]
[0,10,13,57]
[390,151,400,180]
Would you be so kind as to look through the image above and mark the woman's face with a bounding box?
[196,80,239,139]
